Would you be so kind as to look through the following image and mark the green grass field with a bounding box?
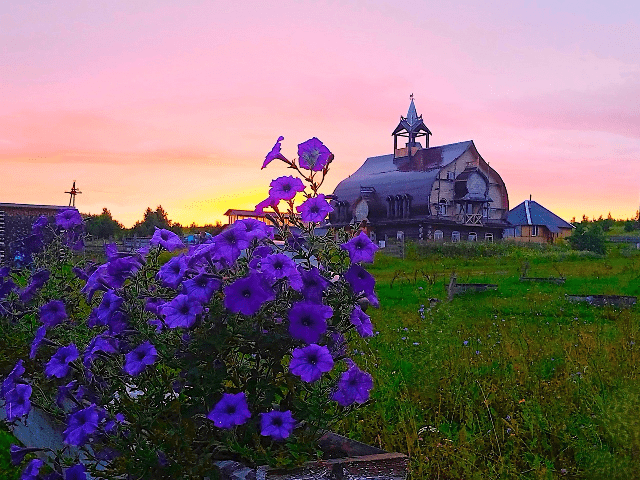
[336,242,640,479]
[3,241,640,479]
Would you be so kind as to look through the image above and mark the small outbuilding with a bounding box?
[504,199,574,243]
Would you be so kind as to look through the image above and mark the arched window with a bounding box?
[468,232,477,242]
[451,231,460,243]
[485,233,494,243]
[438,199,447,216]
[434,230,444,241]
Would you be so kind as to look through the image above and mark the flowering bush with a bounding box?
[1,137,379,479]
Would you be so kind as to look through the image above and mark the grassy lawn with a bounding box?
[336,242,640,479]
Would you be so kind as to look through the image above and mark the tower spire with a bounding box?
[407,94,418,125]
[65,181,82,207]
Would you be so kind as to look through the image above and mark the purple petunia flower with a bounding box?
[261,254,302,288]
[32,215,48,233]
[332,365,373,406]
[157,254,188,289]
[39,300,67,328]
[45,344,79,378]
[105,256,142,289]
[65,463,87,480]
[288,301,332,344]
[63,404,99,446]
[269,175,305,201]
[150,228,185,252]
[344,264,376,296]
[106,311,129,335]
[260,410,296,440]
[182,273,221,304]
[56,209,83,229]
[296,195,334,223]
[207,392,251,429]
[93,290,124,326]
[340,231,378,263]
[10,444,44,465]
[20,458,43,480]
[124,341,158,376]
[2,359,25,397]
[144,297,166,316]
[298,267,330,303]
[83,335,118,367]
[297,137,332,171]
[4,383,32,420]
[262,135,286,169]
[255,195,280,214]
[30,326,47,359]
[214,228,250,265]
[223,273,274,316]
[289,344,334,383]
[328,331,347,357]
[235,218,273,241]
[20,269,50,302]
[161,294,203,329]
[349,305,374,338]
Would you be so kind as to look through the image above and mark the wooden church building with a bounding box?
[329,98,510,243]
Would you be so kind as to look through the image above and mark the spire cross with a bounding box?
[65,181,82,207]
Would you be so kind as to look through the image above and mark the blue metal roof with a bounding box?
[507,200,574,233]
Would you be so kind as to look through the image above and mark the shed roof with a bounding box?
[507,200,574,233]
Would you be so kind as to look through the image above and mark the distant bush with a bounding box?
[568,222,607,255]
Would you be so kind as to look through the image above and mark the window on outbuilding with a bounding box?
[434,230,443,241]
[485,233,494,242]
[438,199,447,216]
[468,232,477,242]
[531,225,539,236]
[451,231,460,243]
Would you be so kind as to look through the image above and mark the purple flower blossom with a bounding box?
[107,311,129,335]
[83,335,118,367]
[207,392,251,429]
[349,305,374,338]
[224,273,274,316]
[56,209,83,229]
[235,218,273,241]
[288,301,332,344]
[20,269,50,302]
[5,383,32,420]
[296,194,333,223]
[63,404,99,446]
[262,135,286,169]
[0,278,16,301]
[105,256,142,288]
[32,215,48,233]
[289,344,334,383]
[255,195,280,214]
[161,294,203,329]
[261,410,296,440]
[93,290,124,326]
[45,344,79,378]
[298,267,330,303]
[144,297,165,315]
[124,341,158,376]
[344,264,376,296]
[2,359,25,397]
[30,326,47,359]
[214,228,250,265]
[328,331,347,357]
[340,231,378,263]
[183,273,221,304]
[20,458,43,480]
[39,300,67,327]
[150,228,185,252]
[157,254,188,289]
[297,137,332,171]
[10,445,44,465]
[261,254,302,288]
[269,175,305,201]
[332,365,373,406]
[65,464,87,480]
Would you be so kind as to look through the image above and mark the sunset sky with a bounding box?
[2,1,639,227]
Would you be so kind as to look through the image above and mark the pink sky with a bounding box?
[2,1,639,226]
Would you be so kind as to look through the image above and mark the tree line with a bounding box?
[82,206,224,240]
